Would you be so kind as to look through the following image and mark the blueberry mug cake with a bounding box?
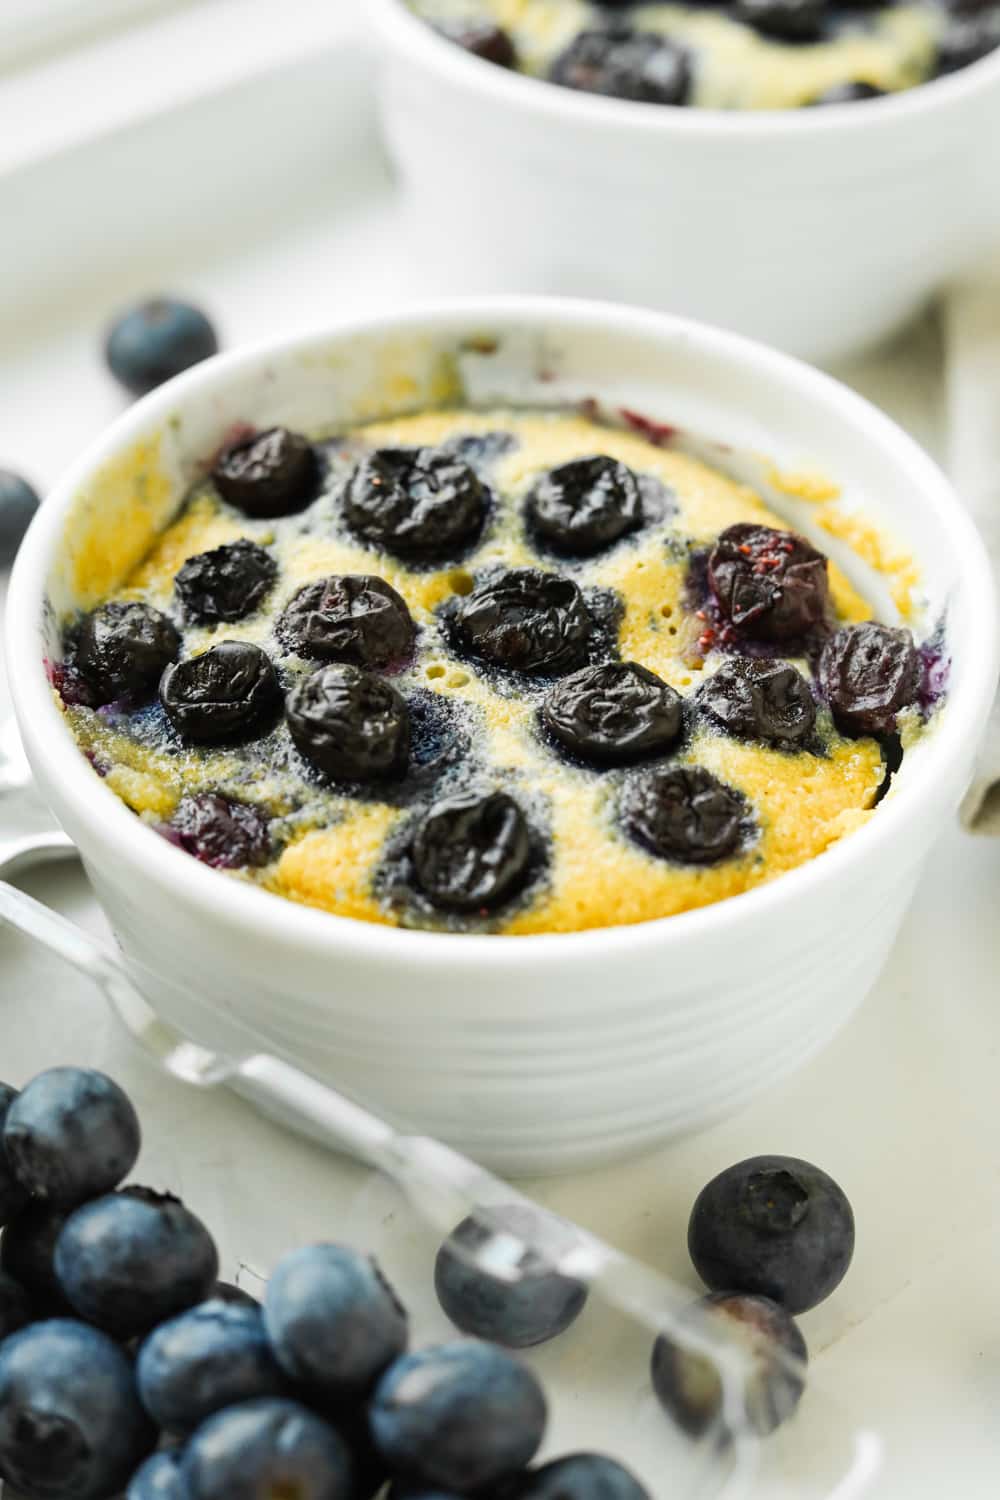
[52,407,938,935]
[412,0,999,109]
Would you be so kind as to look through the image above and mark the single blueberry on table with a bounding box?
[0,470,41,566]
[412,791,533,914]
[160,641,281,743]
[1,1201,73,1314]
[0,1319,156,1499]
[434,1204,588,1347]
[3,1066,141,1208]
[55,1185,219,1340]
[0,1269,31,1342]
[174,538,278,624]
[213,427,318,519]
[513,1453,651,1500]
[137,1299,287,1433]
[181,1397,354,1500]
[127,1449,192,1500]
[105,298,218,397]
[688,1155,855,1314]
[0,1082,30,1228]
[264,1243,408,1398]
[370,1341,547,1492]
[74,601,181,705]
[286,664,411,782]
[651,1292,807,1438]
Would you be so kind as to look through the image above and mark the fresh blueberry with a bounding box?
[526,457,642,557]
[213,428,318,520]
[433,19,519,68]
[697,657,816,747]
[620,765,748,865]
[0,1270,31,1342]
[688,1155,855,1314]
[434,1204,588,1348]
[174,539,278,624]
[345,449,489,561]
[55,1186,219,1341]
[285,664,411,781]
[549,30,691,105]
[0,470,41,566]
[651,1293,807,1437]
[3,1067,141,1208]
[105,299,218,397]
[0,1319,155,1499]
[210,1280,259,1308]
[0,1083,29,1228]
[75,601,181,704]
[819,621,920,736]
[264,1244,408,1398]
[412,791,533,913]
[734,0,826,40]
[707,524,830,642]
[514,1453,651,1500]
[543,662,683,766]
[160,641,281,742]
[370,1342,547,1492]
[1,1202,73,1314]
[181,1397,354,1500]
[450,568,592,676]
[128,1449,191,1500]
[810,81,886,104]
[276,575,416,669]
[168,793,272,870]
[137,1299,287,1432]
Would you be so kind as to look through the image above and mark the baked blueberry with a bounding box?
[697,657,816,747]
[526,456,642,556]
[264,1243,408,1398]
[412,790,532,913]
[76,601,181,704]
[450,568,592,676]
[434,1204,587,1348]
[105,298,218,397]
[137,1299,287,1432]
[0,1202,72,1314]
[0,1083,29,1228]
[621,765,746,864]
[688,1155,855,1314]
[0,1270,30,1342]
[707,524,830,641]
[174,539,277,624]
[0,1319,156,1499]
[169,792,272,869]
[55,1186,219,1341]
[811,80,886,103]
[286,663,410,781]
[3,1067,140,1208]
[819,621,920,736]
[276,575,416,668]
[434,19,518,67]
[0,470,40,565]
[651,1293,807,1438]
[543,661,683,765]
[213,428,317,519]
[370,1342,547,1492]
[514,1454,651,1500]
[181,1398,354,1500]
[936,12,1000,71]
[345,449,489,560]
[733,0,826,40]
[549,29,691,105]
[128,1450,191,1500]
[160,641,280,742]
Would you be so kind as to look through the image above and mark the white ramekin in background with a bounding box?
[370,0,1000,364]
[6,299,997,1173]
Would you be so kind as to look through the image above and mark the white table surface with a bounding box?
[2,76,998,1500]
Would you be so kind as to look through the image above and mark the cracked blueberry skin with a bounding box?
[526,457,642,557]
[345,449,489,561]
[169,793,272,870]
[621,765,747,865]
[708,524,830,642]
[549,29,691,105]
[3,1067,140,1209]
[370,1342,547,1493]
[819,622,921,736]
[651,1292,807,1439]
[697,657,816,748]
[543,662,683,766]
[412,791,533,914]
[434,1205,587,1349]
[0,470,40,566]
[213,427,318,519]
[182,1398,354,1500]
[1,1202,72,1315]
[277,575,416,669]
[105,299,218,397]
[286,664,410,781]
[688,1155,855,1314]
[264,1244,408,1399]
[127,1449,191,1500]
[434,19,518,67]
[450,568,592,677]
[55,1187,220,1341]
[514,1454,651,1500]
[175,539,277,624]
[137,1300,287,1433]
[0,1270,31,1342]
[160,641,281,743]
[733,0,826,40]
[76,602,181,704]
[0,1319,156,1500]
[0,1082,29,1228]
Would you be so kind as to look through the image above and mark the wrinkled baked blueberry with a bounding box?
[450,568,592,676]
[434,19,518,68]
[175,539,277,624]
[810,80,886,104]
[412,790,532,912]
[707,523,830,641]
[549,29,691,105]
[698,657,816,747]
[75,602,181,704]
[170,792,271,868]
[286,663,409,781]
[621,765,746,864]
[345,449,489,560]
[526,456,642,556]
[819,621,920,736]
[276,575,415,668]
[104,298,218,397]
[160,641,280,742]
[213,428,317,519]
[543,662,683,765]
[734,0,826,41]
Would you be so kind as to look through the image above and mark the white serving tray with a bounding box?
[2,17,998,1496]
